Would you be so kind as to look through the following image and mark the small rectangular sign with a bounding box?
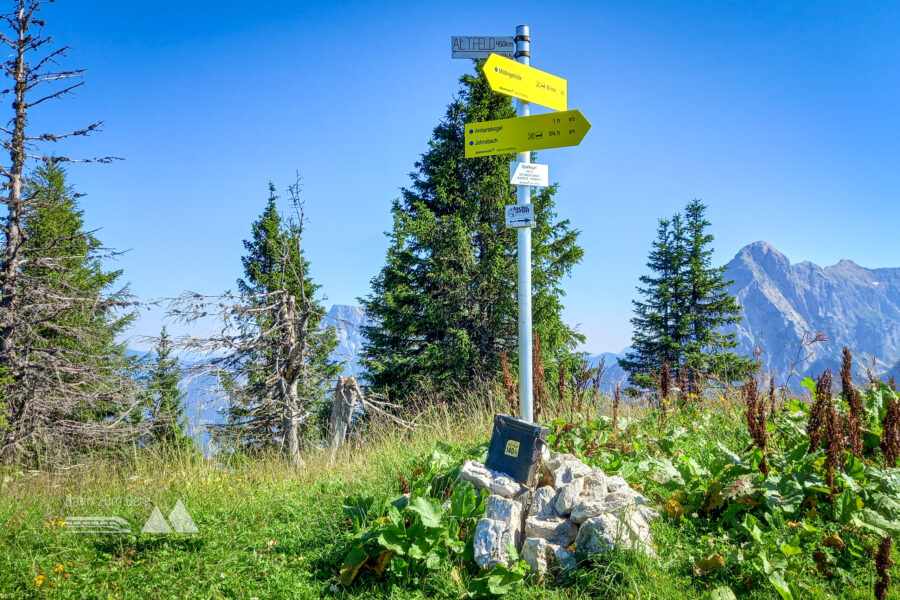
[510,162,548,187]
[452,36,515,59]
[505,203,535,228]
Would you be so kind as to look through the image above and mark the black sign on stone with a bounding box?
[485,414,549,486]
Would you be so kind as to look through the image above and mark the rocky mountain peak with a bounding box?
[723,242,900,383]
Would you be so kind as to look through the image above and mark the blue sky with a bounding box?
[35,1,900,353]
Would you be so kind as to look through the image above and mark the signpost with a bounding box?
[451,36,515,59]
[510,162,548,187]
[457,26,590,424]
[483,53,568,111]
[464,109,591,158]
[505,203,535,228]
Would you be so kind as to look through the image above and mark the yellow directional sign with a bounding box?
[483,53,567,111]
[464,110,591,158]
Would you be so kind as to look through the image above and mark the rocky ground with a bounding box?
[459,451,659,574]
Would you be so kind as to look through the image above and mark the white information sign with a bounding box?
[505,203,535,229]
[451,36,515,59]
[510,162,549,187]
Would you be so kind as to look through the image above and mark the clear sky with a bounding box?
[34,0,900,353]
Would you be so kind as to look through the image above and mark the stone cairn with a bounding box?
[459,452,659,574]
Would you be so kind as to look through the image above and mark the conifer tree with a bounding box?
[0,2,139,463]
[618,216,687,388]
[620,200,753,388]
[681,200,752,376]
[361,66,583,402]
[145,326,190,449]
[171,179,339,465]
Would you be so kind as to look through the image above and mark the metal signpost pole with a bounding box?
[514,25,533,423]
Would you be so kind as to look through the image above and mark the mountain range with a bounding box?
[723,241,900,384]
[177,241,900,444]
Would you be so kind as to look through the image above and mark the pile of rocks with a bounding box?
[459,452,658,574]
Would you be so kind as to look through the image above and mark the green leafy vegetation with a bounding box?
[2,388,900,599]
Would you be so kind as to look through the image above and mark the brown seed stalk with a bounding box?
[500,351,518,415]
[743,374,768,474]
[808,370,831,454]
[824,381,844,500]
[882,394,900,468]
[612,382,621,437]
[875,535,893,600]
[841,347,864,458]
[768,375,777,417]
[532,334,549,422]
[557,362,567,405]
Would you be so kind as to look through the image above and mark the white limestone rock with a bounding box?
[554,477,584,517]
[459,460,494,491]
[605,475,629,493]
[474,518,508,569]
[485,495,523,549]
[581,470,608,495]
[569,499,606,524]
[528,486,558,519]
[575,513,627,554]
[602,491,633,512]
[552,463,592,490]
[491,474,529,499]
[522,537,553,574]
[555,545,577,570]
[524,516,578,547]
[522,538,576,574]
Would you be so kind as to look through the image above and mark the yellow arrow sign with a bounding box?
[483,53,567,111]
[464,110,590,158]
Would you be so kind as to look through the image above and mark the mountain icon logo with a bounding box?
[141,499,198,534]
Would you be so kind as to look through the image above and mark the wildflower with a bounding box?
[62,573,69,580]
[54,563,64,573]
[48,581,55,588]
[34,573,45,586]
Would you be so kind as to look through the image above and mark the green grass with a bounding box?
[1,395,899,599]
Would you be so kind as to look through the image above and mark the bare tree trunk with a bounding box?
[327,376,362,456]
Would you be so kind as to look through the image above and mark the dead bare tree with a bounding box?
[0,1,141,463]
[166,178,340,467]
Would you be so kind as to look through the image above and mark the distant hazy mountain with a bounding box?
[722,241,900,383]
[322,304,372,377]
[587,351,629,392]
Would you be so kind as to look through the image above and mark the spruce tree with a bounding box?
[361,66,584,402]
[620,200,753,388]
[19,162,135,424]
[618,217,686,388]
[681,200,753,377]
[0,3,139,463]
[215,182,340,457]
[145,326,191,449]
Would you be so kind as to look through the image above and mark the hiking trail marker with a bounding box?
[483,53,568,111]
[458,26,591,424]
[465,110,591,158]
